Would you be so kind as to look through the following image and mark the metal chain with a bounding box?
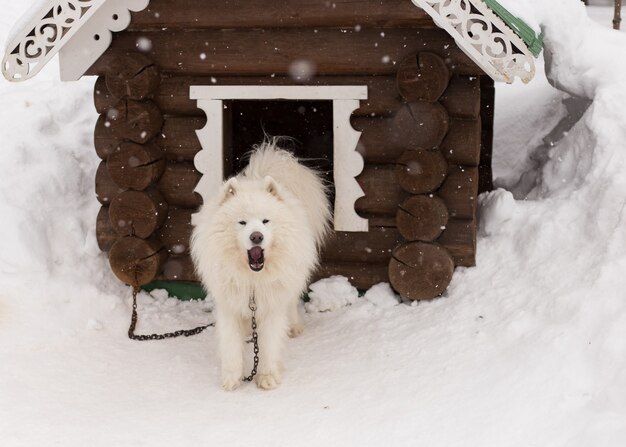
[242,293,259,382]
[128,286,214,341]
[128,286,260,383]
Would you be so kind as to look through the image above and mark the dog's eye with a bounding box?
[262,219,270,224]
[238,220,246,226]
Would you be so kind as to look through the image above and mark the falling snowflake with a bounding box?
[288,59,316,82]
[136,37,153,52]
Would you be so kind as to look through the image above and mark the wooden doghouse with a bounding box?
[3,0,542,300]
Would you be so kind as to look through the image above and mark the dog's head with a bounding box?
[217,175,286,273]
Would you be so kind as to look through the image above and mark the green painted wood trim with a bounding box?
[142,280,207,301]
[482,0,544,57]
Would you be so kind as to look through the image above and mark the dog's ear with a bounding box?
[219,177,238,204]
[263,176,282,200]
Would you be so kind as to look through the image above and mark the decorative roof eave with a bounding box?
[412,0,537,84]
[482,0,543,57]
[3,0,537,84]
[2,0,149,82]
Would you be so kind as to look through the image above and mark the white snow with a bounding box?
[477,188,517,236]
[305,275,359,312]
[497,0,542,34]
[362,282,400,308]
[3,0,48,51]
[1,2,626,446]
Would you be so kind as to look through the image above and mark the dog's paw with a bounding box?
[256,373,280,390]
[288,323,304,338]
[222,373,242,391]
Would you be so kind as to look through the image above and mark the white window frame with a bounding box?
[190,85,369,232]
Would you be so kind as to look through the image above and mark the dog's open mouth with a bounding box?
[247,246,265,272]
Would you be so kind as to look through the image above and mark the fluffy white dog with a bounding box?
[191,140,330,390]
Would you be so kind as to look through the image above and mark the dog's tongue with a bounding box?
[249,246,263,262]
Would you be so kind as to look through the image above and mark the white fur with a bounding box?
[191,140,330,390]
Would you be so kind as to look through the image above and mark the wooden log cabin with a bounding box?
[3,0,542,300]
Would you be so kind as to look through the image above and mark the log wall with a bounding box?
[95,54,172,287]
[92,10,492,299]
[364,53,479,300]
[128,0,434,30]
[87,28,482,77]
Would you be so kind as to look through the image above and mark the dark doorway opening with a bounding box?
[225,100,334,199]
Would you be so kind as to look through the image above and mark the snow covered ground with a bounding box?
[1,2,625,446]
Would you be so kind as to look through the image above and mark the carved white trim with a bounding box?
[333,99,368,232]
[189,85,369,101]
[411,0,535,83]
[59,0,150,81]
[190,85,368,232]
[2,0,149,82]
[192,98,225,211]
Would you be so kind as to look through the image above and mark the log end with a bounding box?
[96,206,117,252]
[95,161,125,205]
[107,141,165,191]
[109,236,166,286]
[396,52,450,102]
[388,242,454,300]
[396,149,448,194]
[105,53,161,101]
[108,99,164,144]
[396,195,449,242]
[109,189,168,238]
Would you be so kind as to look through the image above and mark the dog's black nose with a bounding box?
[250,231,264,245]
